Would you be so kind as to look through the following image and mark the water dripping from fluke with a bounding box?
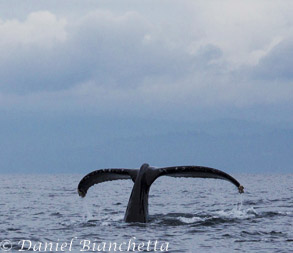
[81,197,95,222]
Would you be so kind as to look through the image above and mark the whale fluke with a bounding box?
[77,163,244,222]
[77,168,138,197]
[150,166,243,193]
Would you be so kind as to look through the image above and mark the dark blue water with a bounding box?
[0,174,292,252]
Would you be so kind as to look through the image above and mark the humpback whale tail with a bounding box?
[78,163,244,223]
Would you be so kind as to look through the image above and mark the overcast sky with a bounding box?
[0,1,292,173]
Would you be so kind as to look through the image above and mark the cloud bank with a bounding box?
[0,1,293,120]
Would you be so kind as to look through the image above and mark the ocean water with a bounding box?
[0,173,292,252]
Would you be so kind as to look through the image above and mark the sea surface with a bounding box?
[0,173,292,252]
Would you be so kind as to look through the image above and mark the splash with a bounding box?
[214,193,257,219]
[215,206,257,219]
[214,194,257,219]
[178,216,204,224]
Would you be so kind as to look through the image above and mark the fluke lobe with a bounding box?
[77,163,244,223]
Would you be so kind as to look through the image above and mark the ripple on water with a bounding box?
[0,174,292,253]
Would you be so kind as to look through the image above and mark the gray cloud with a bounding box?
[0,10,194,94]
[252,38,293,80]
[0,3,293,120]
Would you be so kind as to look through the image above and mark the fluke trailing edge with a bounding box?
[77,163,244,223]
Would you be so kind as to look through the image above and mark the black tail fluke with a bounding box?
[77,168,138,197]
